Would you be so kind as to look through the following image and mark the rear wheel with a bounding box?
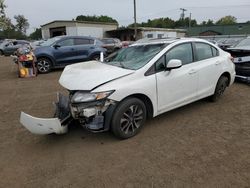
[210,76,228,102]
[37,58,52,73]
[0,50,3,56]
[111,98,147,139]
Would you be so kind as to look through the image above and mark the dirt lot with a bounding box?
[0,56,250,188]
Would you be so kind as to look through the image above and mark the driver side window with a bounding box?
[155,43,193,72]
[57,39,74,47]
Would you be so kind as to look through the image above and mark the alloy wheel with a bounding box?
[120,105,144,135]
[37,59,51,73]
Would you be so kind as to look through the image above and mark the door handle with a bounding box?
[215,61,220,65]
[188,69,197,75]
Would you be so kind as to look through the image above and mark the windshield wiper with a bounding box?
[119,61,127,69]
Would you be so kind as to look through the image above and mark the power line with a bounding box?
[186,4,250,9]
[118,4,250,25]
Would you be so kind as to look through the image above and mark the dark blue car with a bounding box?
[34,36,106,73]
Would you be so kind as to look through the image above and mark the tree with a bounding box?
[29,28,42,40]
[76,15,118,24]
[175,17,197,28]
[0,0,6,16]
[14,15,29,34]
[0,1,26,39]
[128,17,197,29]
[0,0,9,31]
[216,15,237,25]
[200,19,214,26]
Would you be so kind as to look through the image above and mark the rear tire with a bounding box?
[37,58,52,73]
[210,76,228,102]
[111,98,147,139]
[0,50,3,56]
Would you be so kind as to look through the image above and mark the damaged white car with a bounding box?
[20,38,235,139]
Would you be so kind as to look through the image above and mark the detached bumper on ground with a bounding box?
[20,93,71,135]
[19,93,117,135]
[20,112,68,135]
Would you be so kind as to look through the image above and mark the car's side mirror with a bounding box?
[165,59,182,71]
[53,44,61,49]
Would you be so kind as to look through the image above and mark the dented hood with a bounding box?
[59,61,134,91]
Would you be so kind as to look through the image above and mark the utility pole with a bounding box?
[189,13,192,29]
[180,8,187,20]
[133,0,137,40]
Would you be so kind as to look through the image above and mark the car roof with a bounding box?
[58,35,97,40]
[132,37,208,46]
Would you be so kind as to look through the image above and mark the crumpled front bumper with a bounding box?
[19,93,116,135]
[20,112,68,135]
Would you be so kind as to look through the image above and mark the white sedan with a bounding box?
[20,38,235,139]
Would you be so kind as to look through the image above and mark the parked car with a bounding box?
[0,40,30,56]
[34,36,107,73]
[101,38,122,53]
[217,38,243,50]
[225,37,250,82]
[30,40,45,48]
[206,39,218,46]
[20,38,235,139]
[121,41,134,48]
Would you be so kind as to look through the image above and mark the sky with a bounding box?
[4,0,250,34]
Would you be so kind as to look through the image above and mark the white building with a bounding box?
[140,27,186,39]
[41,20,118,39]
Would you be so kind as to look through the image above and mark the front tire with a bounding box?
[37,58,52,73]
[91,54,100,61]
[210,76,228,102]
[111,98,147,139]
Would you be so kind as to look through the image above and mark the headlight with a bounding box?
[71,90,114,103]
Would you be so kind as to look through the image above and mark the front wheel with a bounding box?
[111,98,147,139]
[37,58,52,73]
[91,54,100,61]
[210,76,229,102]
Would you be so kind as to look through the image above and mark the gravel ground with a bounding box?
[0,56,250,188]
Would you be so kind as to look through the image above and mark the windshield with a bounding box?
[235,38,250,47]
[40,37,61,46]
[104,43,167,70]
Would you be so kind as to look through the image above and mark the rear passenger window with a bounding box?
[74,38,91,45]
[212,46,219,57]
[195,43,213,61]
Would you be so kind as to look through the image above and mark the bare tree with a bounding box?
[14,15,29,34]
